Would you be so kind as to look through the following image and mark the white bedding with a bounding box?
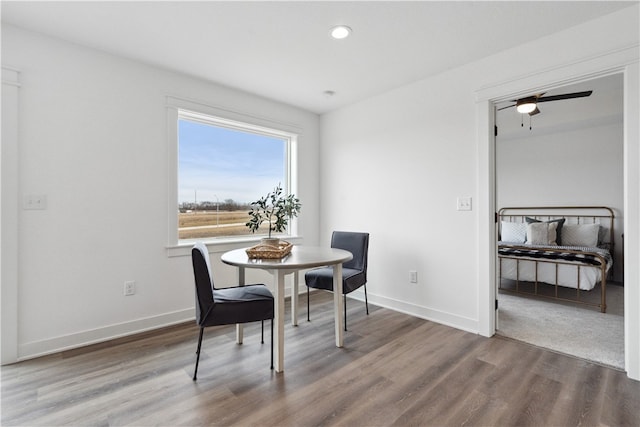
[498,243,614,291]
[499,257,607,290]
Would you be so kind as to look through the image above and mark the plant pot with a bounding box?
[261,237,280,247]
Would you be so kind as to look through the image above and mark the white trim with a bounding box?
[348,290,479,334]
[166,235,304,258]
[166,95,303,135]
[165,96,302,249]
[19,283,312,361]
[1,67,20,365]
[167,105,179,246]
[179,109,299,141]
[476,100,496,338]
[623,62,640,380]
[17,309,194,361]
[476,43,639,102]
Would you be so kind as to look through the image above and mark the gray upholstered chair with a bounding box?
[191,242,274,380]
[305,231,369,330]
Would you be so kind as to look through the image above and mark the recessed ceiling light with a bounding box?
[330,25,352,40]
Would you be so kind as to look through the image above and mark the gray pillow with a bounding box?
[526,222,558,245]
[525,217,566,245]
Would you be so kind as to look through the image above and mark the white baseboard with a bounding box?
[17,308,194,362]
[16,288,478,362]
[348,289,479,334]
[16,286,309,362]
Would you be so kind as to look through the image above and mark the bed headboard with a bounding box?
[498,206,615,248]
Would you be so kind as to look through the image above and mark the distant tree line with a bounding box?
[179,199,251,213]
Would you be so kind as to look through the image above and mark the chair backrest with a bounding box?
[192,242,215,325]
[331,231,369,273]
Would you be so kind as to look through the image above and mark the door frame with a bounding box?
[475,49,639,380]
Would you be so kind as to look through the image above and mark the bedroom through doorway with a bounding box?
[493,73,625,369]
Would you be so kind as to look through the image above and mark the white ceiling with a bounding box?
[1,1,635,114]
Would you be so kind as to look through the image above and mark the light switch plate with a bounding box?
[409,271,418,283]
[23,194,47,210]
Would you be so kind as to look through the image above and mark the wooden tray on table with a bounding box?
[245,241,293,259]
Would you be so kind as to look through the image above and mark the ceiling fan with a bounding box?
[498,90,593,130]
[498,90,593,116]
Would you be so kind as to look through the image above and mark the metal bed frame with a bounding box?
[498,206,614,313]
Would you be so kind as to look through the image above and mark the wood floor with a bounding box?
[2,292,639,426]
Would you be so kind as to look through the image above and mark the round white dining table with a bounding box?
[221,245,353,372]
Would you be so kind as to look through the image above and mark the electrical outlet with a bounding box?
[456,196,472,211]
[410,271,418,283]
[124,281,136,296]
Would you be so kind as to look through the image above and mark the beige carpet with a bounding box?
[497,283,624,369]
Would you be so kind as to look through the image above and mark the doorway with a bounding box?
[493,74,624,368]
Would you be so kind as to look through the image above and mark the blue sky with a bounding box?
[178,119,286,204]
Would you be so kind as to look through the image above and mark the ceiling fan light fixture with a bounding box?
[330,25,352,39]
[516,99,537,114]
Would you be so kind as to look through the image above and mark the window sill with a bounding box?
[166,235,304,257]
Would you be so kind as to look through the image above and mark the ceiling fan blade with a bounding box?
[497,104,516,111]
[509,92,547,102]
[507,92,546,103]
[529,107,541,116]
[536,90,593,103]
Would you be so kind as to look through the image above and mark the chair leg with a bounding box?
[261,320,264,344]
[270,318,274,370]
[307,286,310,322]
[193,327,204,381]
[344,294,347,331]
[364,283,369,315]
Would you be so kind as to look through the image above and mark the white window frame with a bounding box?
[166,96,300,256]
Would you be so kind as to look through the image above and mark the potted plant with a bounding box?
[246,183,301,246]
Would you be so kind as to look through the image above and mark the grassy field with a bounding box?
[178,210,269,239]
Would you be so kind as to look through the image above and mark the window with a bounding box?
[171,106,297,244]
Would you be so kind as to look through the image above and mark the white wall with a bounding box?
[1,25,320,361]
[320,6,639,377]
[320,61,483,332]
